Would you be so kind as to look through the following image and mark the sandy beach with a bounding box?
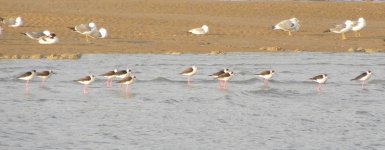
[0,0,384,59]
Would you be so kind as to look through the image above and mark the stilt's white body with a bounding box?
[18,70,36,81]
[180,66,197,76]
[351,70,372,89]
[17,70,37,93]
[115,69,132,79]
[217,71,234,89]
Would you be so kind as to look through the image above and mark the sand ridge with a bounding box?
[0,0,385,58]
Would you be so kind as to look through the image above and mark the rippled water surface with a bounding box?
[1,52,385,149]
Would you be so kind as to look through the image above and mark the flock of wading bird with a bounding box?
[16,67,373,96]
[0,16,107,44]
[1,16,371,96]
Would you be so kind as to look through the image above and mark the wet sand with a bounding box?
[0,0,385,58]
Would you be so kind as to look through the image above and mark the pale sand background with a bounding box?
[0,0,385,58]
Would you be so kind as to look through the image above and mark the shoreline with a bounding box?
[0,48,380,60]
[0,0,384,59]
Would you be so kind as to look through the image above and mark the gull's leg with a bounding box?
[342,33,347,40]
[85,35,89,42]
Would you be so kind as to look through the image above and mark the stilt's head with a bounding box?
[366,70,373,78]
[126,69,132,74]
[192,66,197,71]
[131,75,136,79]
[31,70,37,76]
[49,70,55,74]
[89,75,96,83]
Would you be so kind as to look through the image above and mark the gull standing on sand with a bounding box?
[188,25,209,35]
[180,66,197,86]
[0,16,23,27]
[100,69,117,87]
[68,22,97,42]
[118,75,136,96]
[17,70,36,93]
[352,17,366,37]
[36,70,55,87]
[324,20,353,40]
[256,70,275,87]
[217,71,234,89]
[351,70,372,90]
[310,74,328,92]
[75,75,96,95]
[272,18,300,36]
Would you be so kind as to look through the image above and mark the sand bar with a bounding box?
[0,0,385,59]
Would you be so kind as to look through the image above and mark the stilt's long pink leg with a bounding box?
[125,84,130,96]
[26,80,30,94]
[40,79,45,87]
[361,81,365,90]
[109,79,113,87]
[317,84,321,92]
[83,85,88,95]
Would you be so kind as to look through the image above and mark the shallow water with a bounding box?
[0,52,385,149]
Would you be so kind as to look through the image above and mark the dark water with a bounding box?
[0,52,384,149]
